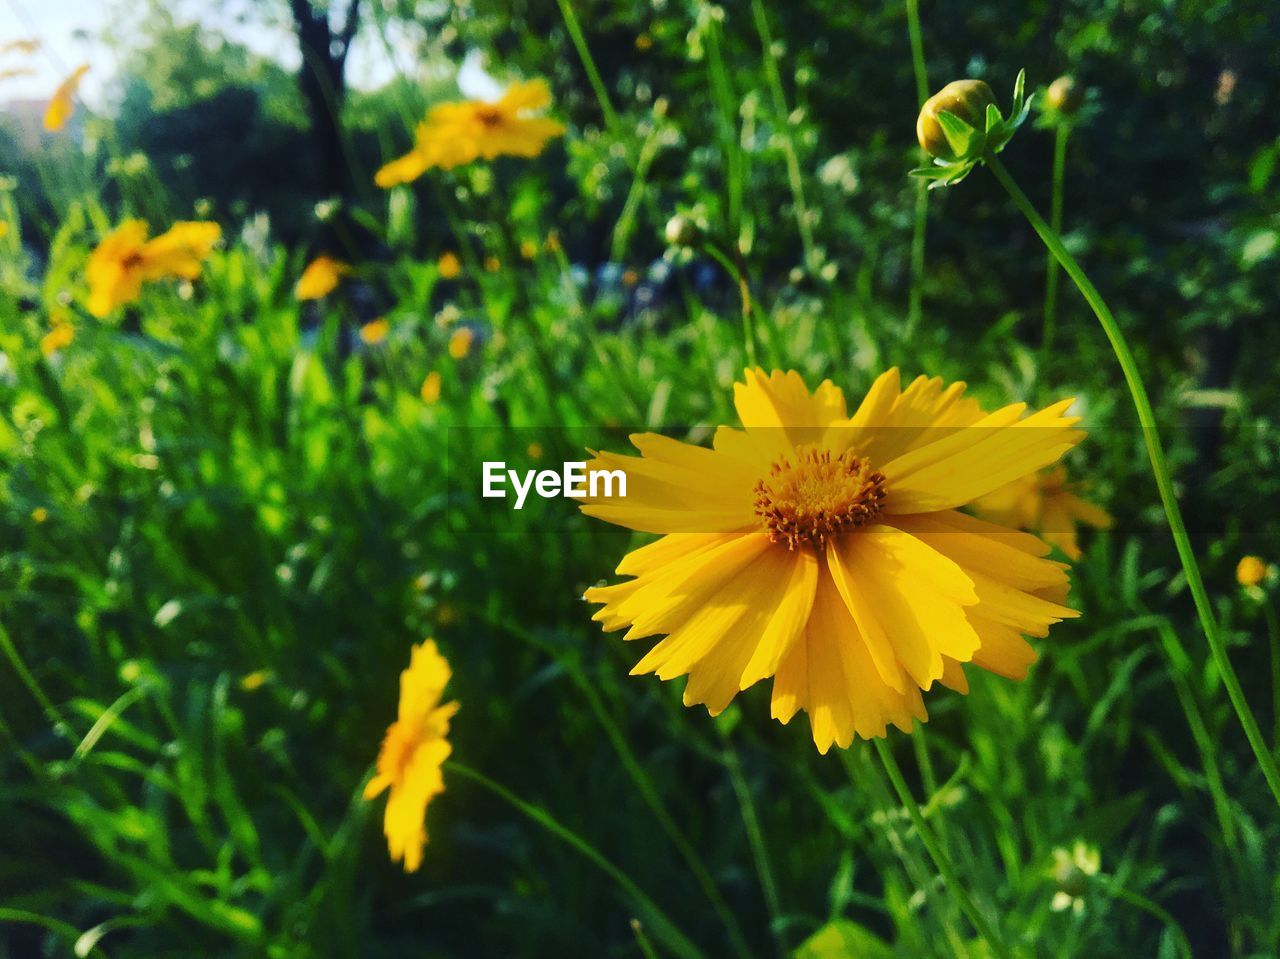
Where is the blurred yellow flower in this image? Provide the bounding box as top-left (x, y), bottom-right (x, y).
top-left (545, 231), bottom-right (561, 254)
top-left (527, 442), bottom-right (543, 460)
top-left (39, 320), bottom-right (75, 356)
top-left (582, 369), bottom-right (1084, 752)
top-left (364, 640), bottom-right (458, 873)
top-left (0, 38), bottom-right (41, 56)
top-left (86, 219), bottom-right (220, 318)
top-left (360, 318), bottom-right (390, 345)
top-left (447, 327), bottom-right (474, 359)
top-left (519, 239), bottom-right (538, 260)
top-left (420, 371), bottom-right (442, 404)
top-left (239, 669), bottom-right (273, 692)
top-left (31, 506), bottom-right (48, 524)
top-left (375, 79), bottom-right (565, 186)
top-left (0, 67), bottom-right (35, 82)
top-left (483, 255), bottom-right (501, 273)
top-left (43, 62), bottom-right (90, 132)
top-left (438, 251), bottom-right (462, 279)
top-left (0, 220), bottom-right (9, 239)
top-left (296, 255), bottom-right (350, 300)
top-left (635, 33), bottom-right (654, 51)
top-left (1237, 555), bottom-right (1269, 588)
top-left (971, 465), bottom-right (1111, 560)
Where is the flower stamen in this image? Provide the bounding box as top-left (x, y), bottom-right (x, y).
top-left (753, 447), bottom-right (886, 551)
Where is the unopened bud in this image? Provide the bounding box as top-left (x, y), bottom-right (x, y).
top-left (664, 215), bottom-right (699, 247)
top-left (1046, 75), bottom-right (1083, 115)
top-left (916, 79), bottom-right (997, 161)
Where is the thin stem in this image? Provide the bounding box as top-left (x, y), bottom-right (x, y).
top-left (873, 740), bottom-right (1011, 959)
top-left (905, 0), bottom-right (929, 335)
top-left (750, 0), bottom-right (818, 273)
top-left (985, 153), bottom-right (1280, 810)
top-left (1097, 878), bottom-right (1194, 959)
top-left (720, 737), bottom-right (785, 958)
top-left (1041, 124), bottom-right (1069, 367)
top-left (1263, 598), bottom-right (1280, 748)
top-left (702, 242), bottom-right (759, 366)
top-left (554, 0), bottom-right (621, 132)
top-left (447, 761), bottom-right (706, 959)
top-left (0, 618), bottom-right (65, 728)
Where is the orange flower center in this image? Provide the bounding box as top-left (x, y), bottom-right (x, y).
top-left (754, 447), bottom-right (886, 550)
top-left (475, 106), bottom-right (505, 129)
top-left (377, 721), bottom-right (422, 783)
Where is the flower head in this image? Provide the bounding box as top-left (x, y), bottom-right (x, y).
top-left (44, 63), bottom-right (90, 132)
top-left (364, 640), bottom-right (458, 873)
top-left (438, 252), bottom-right (462, 279)
top-left (1050, 841), bottom-right (1100, 914)
top-left (912, 71), bottom-right (1031, 188)
top-left (86, 220), bottom-right (220, 318)
top-left (39, 320), bottom-right (75, 356)
top-left (448, 327), bottom-right (474, 360)
top-left (375, 79), bottom-right (564, 187)
top-left (420, 371), bottom-right (442, 404)
top-left (1237, 555), bottom-right (1269, 589)
top-left (360, 318), bottom-right (390, 345)
top-left (296, 255), bottom-right (350, 301)
top-left (971, 466), bottom-right (1110, 560)
top-left (581, 369), bottom-right (1085, 752)
top-left (1045, 75), bottom-right (1084, 115)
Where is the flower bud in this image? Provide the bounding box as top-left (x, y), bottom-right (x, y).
top-left (1046, 75), bottom-right (1083, 115)
top-left (916, 79), bottom-right (997, 161)
top-left (664, 215), bottom-right (699, 247)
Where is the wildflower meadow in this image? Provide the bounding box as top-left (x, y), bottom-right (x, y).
top-left (2, 1), bottom-right (1279, 957)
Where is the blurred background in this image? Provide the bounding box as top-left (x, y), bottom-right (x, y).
top-left (2, 1), bottom-right (1279, 957)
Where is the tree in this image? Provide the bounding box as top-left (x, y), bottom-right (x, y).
top-left (287, 0), bottom-right (363, 204)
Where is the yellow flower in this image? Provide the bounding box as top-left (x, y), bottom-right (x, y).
top-left (360, 318), bottom-right (390, 345)
top-left (239, 669), bottom-right (273, 692)
top-left (483, 255), bottom-right (501, 273)
top-left (447, 327), bottom-right (474, 360)
top-left (0, 39), bottom-right (41, 56)
top-left (86, 220), bottom-right (221, 317)
top-left (420, 371), bottom-right (442, 404)
top-left (0, 220), bottom-right (9, 239)
top-left (1237, 555), bottom-right (1269, 589)
top-left (31, 506), bottom-right (49, 524)
top-left (39, 320), bottom-right (75, 356)
top-left (375, 79), bottom-right (565, 186)
top-left (581, 369), bottom-right (1085, 753)
top-left (296, 255), bottom-right (350, 300)
top-left (438, 251), bottom-right (462, 279)
top-left (519, 239), bottom-right (538, 260)
top-left (364, 640), bottom-right (458, 873)
top-left (43, 62), bottom-right (90, 132)
top-left (970, 465), bottom-right (1111, 560)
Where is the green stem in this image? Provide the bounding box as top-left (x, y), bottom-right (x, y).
top-left (1263, 598), bottom-right (1280, 748)
top-left (750, 0), bottom-right (818, 273)
top-left (720, 738), bottom-right (785, 958)
top-left (702, 242), bottom-right (759, 366)
top-left (873, 740), bottom-right (1011, 959)
top-left (554, 0), bottom-right (621, 132)
top-left (905, 0), bottom-right (929, 334)
top-left (1097, 879), bottom-right (1194, 959)
top-left (985, 153), bottom-right (1280, 810)
top-left (1041, 124), bottom-right (1069, 368)
top-left (447, 761), bottom-right (706, 959)
top-left (0, 617), bottom-right (65, 728)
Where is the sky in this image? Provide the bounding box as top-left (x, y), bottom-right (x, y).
top-left (0, 0), bottom-right (413, 110)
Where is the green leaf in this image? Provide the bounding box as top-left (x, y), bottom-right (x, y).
top-left (794, 919), bottom-right (896, 959)
top-left (936, 110), bottom-right (980, 158)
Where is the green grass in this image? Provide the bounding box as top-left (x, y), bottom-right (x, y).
top-left (3, 3), bottom-right (1280, 957)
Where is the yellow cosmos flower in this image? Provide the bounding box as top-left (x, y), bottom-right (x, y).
top-left (438, 251), bottom-right (462, 279)
top-left (296, 255), bottom-right (350, 300)
top-left (360, 318), bottom-right (390, 345)
top-left (86, 220), bottom-right (220, 318)
top-left (375, 79), bottom-right (565, 187)
top-left (483, 255), bottom-right (501, 273)
top-left (31, 506), bottom-right (49, 524)
top-left (39, 320), bottom-right (75, 356)
top-left (581, 368), bottom-right (1085, 753)
top-left (420, 371), bottom-right (442, 404)
top-left (1237, 555), bottom-right (1269, 589)
top-left (447, 327), bottom-right (474, 360)
top-left (970, 465), bottom-right (1111, 560)
top-left (364, 640), bottom-right (458, 873)
top-left (43, 62), bottom-right (90, 132)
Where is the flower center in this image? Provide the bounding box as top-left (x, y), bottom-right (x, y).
top-left (475, 106), bottom-right (504, 129)
top-left (377, 721), bottom-right (422, 783)
top-left (753, 447), bottom-right (886, 550)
